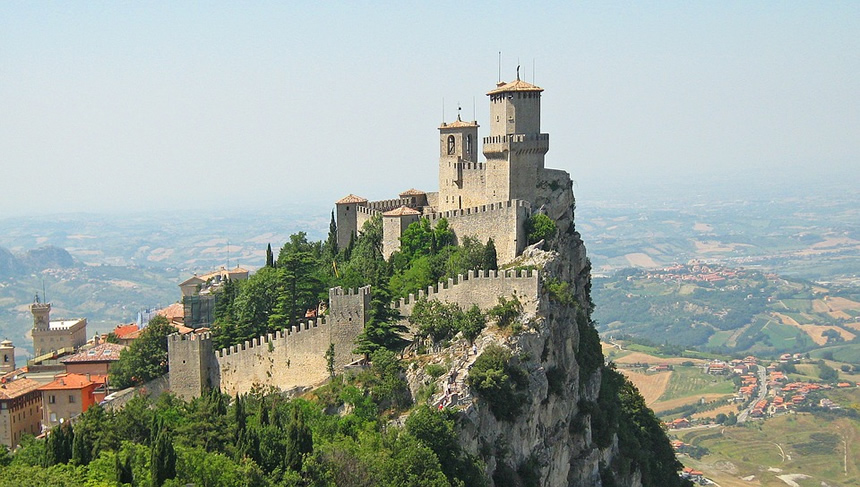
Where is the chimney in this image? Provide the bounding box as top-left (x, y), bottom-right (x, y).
top-left (59, 378), bottom-right (65, 386)
top-left (86, 373), bottom-right (91, 382)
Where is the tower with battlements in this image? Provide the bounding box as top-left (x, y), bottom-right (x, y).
top-left (335, 74), bottom-right (554, 265)
top-left (30, 297), bottom-right (87, 356)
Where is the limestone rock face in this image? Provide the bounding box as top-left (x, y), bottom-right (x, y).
top-left (409, 170), bottom-right (643, 486)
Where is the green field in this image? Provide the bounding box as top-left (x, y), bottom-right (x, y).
top-left (658, 366), bottom-right (735, 402)
top-left (677, 413), bottom-right (859, 487)
top-left (812, 344), bottom-right (860, 364)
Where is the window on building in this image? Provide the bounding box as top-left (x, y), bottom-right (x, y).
top-left (68, 395), bottom-right (75, 404)
top-left (50, 413), bottom-right (57, 423)
top-left (48, 395), bottom-right (56, 404)
top-left (447, 135), bottom-right (455, 155)
top-left (466, 135), bottom-right (473, 156)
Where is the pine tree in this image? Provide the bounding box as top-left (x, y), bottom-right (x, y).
top-left (353, 284), bottom-right (409, 356)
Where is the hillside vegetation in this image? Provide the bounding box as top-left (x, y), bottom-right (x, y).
top-left (594, 264), bottom-right (860, 357)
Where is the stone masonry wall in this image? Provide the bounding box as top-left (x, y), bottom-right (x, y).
top-left (393, 269), bottom-right (540, 323)
top-left (168, 287), bottom-right (370, 399)
top-left (426, 199), bottom-right (530, 264)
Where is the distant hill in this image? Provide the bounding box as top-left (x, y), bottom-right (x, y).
top-left (0, 244), bottom-right (77, 277)
top-left (593, 263), bottom-right (860, 357)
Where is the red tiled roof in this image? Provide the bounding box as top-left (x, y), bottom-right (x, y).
top-left (399, 188), bottom-right (426, 196)
top-left (114, 323), bottom-right (139, 338)
top-left (383, 205), bottom-right (421, 217)
top-left (38, 373), bottom-right (106, 391)
top-left (60, 343), bottom-right (126, 363)
top-left (0, 377), bottom-right (42, 400)
top-left (487, 79), bottom-right (544, 95)
top-left (440, 117), bottom-right (478, 129)
top-left (336, 194), bottom-right (368, 204)
top-left (157, 303), bottom-right (185, 320)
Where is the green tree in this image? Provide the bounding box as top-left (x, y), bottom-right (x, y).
top-left (325, 343), bottom-right (336, 378)
top-left (354, 285), bottom-right (408, 356)
top-left (110, 315), bottom-right (174, 389)
top-left (482, 238), bottom-right (498, 271)
top-left (467, 345), bottom-right (528, 421)
top-left (265, 243), bottom-right (275, 268)
top-left (525, 213), bottom-right (557, 245)
top-left (488, 294), bottom-right (523, 329)
top-left (150, 417), bottom-right (176, 487)
top-left (460, 304), bottom-right (486, 344)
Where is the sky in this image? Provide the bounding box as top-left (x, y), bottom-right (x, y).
top-left (1, 2), bottom-right (858, 217)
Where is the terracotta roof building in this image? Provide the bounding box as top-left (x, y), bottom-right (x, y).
top-left (0, 374), bottom-right (43, 448)
top-left (60, 343), bottom-right (126, 376)
top-left (38, 373), bottom-right (106, 428)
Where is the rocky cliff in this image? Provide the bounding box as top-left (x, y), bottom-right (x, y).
top-left (406, 170), bottom-right (680, 486)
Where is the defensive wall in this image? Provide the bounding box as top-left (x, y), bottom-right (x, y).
top-left (393, 268), bottom-right (540, 324)
top-left (168, 286), bottom-right (369, 400)
top-left (168, 270), bottom-right (542, 399)
top-left (426, 199), bottom-right (530, 264)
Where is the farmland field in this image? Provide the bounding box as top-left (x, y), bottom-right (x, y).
top-left (658, 366), bottom-right (735, 402)
top-left (676, 413), bottom-right (859, 487)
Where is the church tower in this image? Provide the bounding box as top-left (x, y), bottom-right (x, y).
top-left (483, 72), bottom-right (549, 204)
top-left (438, 114), bottom-right (480, 212)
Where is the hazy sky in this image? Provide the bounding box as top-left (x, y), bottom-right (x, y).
top-left (1, 2), bottom-right (858, 217)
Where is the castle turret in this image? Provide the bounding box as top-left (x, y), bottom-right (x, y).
top-left (0, 339), bottom-right (15, 374)
top-left (484, 74), bottom-right (548, 204)
top-left (167, 333), bottom-right (216, 401)
top-left (30, 298), bottom-right (51, 331)
top-left (335, 194), bottom-right (369, 250)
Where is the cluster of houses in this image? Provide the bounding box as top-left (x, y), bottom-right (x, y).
top-left (0, 274), bottom-right (217, 450)
top-left (641, 262), bottom-right (745, 285)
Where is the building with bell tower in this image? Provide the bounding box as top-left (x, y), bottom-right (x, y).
top-left (438, 114), bottom-right (481, 212)
top-left (30, 296), bottom-right (87, 356)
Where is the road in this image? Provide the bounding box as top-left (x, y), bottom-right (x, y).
top-left (737, 364), bottom-right (767, 423)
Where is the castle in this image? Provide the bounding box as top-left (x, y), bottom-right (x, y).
top-left (169, 74), bottom-right (570, 399)
top-left (29, 297), bottom-right (87, 357)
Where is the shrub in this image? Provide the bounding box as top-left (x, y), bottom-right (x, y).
top-left (467, 345), bottom-right (528, 421)
top-left (525, 214), bottom-right (557, 245)
top-left (488, 295), bottom-right (523, 330)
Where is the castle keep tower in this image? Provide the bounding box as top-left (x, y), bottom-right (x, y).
top-left (483, 75), bottom-right (548, 203)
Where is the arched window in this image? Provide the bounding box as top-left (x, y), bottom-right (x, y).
top-left (447, 135), bottom-right (455, 155)
top-left (466, 134), bottom-right (473, 156)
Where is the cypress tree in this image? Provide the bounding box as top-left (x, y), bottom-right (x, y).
top-left (482, 238), bottom-right (498, 271)
top-left (150, 417), bottom-right (176, 487)
top-left (266, 243), bottom-right (274, 268)
top-left (71, 425), bottom-right (91, 466)
top-left (326, 210), bottom-right (338, 256)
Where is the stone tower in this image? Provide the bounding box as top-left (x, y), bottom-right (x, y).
top-left (483, 74), bottom-right (548, 204)
top-left (438, 115), bottom-right (480, 212)
top-left (167, 333), bottom-right (216, 401)
top-left (0, 339), bottom-right (14, 374)
top-left (335, 194), bottom-right (368, 250)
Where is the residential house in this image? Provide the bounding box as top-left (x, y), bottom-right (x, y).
top-left (38, 373), bottom-right (106, 428)
top-left (0, 372), bottom-right (43, 448)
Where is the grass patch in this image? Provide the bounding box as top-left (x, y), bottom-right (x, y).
top-left (657, 366), bottom-right (734, 402)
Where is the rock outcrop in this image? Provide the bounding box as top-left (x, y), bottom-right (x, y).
top-left (406, 171), bottom-right (650, 486)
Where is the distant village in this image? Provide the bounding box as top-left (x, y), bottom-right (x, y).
top-left (0, 264), bottom-right (247, 449)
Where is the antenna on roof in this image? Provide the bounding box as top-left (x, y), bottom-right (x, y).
top-left (42, 279), bottom-right (47, 304)
top-left (517, 57), bottom-right (520, 80)
top-left (441, 98), bottom-right (445, 123)
top-left (533, 58), bottom-right (536, 83)
top-left (473, 97), bottom-right (476, 122)
top-left (457, 103), bottom-right (461, 121)
top-left (498, 52), bottom-right (502, 82)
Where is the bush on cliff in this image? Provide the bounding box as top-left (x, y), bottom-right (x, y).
top-left (467, 344), bottom-right (528, 421)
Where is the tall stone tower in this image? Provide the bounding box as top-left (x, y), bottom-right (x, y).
top-left (438, 115), bottom-right (480, 212)
top-left (483, 74), bottom-right (548, 204)
top-left (0, 339), bottom-right (15, 374)
top-left (167, 333), bottom-right (216, 401)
